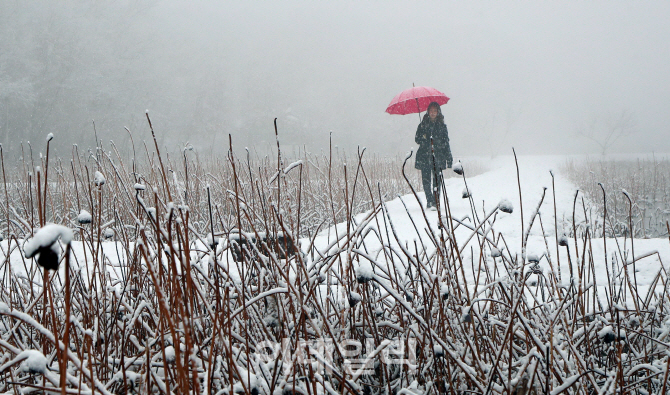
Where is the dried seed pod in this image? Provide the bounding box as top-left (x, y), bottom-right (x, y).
top-left (527, 253), bottom-right (541, 264)
top-left (356, 262), bottom-right (374, 284)
top-left (24, 224), bottom-right (73, 271)
top-left (440, 283), bottom-right (450, 300)
top-left (349, 292), bottom-right (362, 307)
top-left (77, 210), bottom-right (92, 224)
top-left (598, 326), bottom-right (616, 343)
top-left (206, 233), bottom-right (218, 249)
top-left (603, 332), bottom-right (616, 343)
top-left (498, 199), bottom-right (514, 214)
top-left (94, 170), bottom-right (106, 186)
top-left (104, 228), bottom-right (114, 239)
top-left (461, 306), bottom-right (472, 323)
top-left (453, 162), bottom-right (463, 175)
top-left (36, 246), bottom-right (60, 271)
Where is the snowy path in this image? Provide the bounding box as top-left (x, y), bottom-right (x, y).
top-left (312, 154), bottom-right (670, 306)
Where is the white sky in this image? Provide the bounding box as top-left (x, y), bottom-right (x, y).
top-left (5, 1), bottom-right (669, 156)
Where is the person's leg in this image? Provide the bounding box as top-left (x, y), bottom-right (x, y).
top-left (421, 169), bottom-right (434, 207)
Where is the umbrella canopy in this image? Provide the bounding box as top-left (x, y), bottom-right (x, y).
top-left (385, 86), bottom-right (450, 115)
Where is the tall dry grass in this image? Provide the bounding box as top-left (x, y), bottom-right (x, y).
top-left (0, 125), bottom-right (669, 394)
top-left (564, 156), bottom-right (670, 238)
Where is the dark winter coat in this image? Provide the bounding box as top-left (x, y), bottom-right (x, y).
top-left (414, 115), bottom-right (452, 171)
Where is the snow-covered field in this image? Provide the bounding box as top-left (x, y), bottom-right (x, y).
top-left (1, 149), bottom-right (669, 394)
top-left (315, 154), bottom-right (669, 304)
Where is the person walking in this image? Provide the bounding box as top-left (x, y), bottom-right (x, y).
top-left (414, 101), bottom-right (452, 210)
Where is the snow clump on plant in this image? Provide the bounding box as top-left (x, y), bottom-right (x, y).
top-left (453, 162), bottom-right (463, 175)
top-left (94, 170), bottom-right (106, 186)
top-left (77, 210), bottom-right (92, 224)
top-left (498, 199), bottom-right (514, 214)
top-left (356, 260), bottom-right (374, 283)
top-left (23, 224), bottom-right (73, 270)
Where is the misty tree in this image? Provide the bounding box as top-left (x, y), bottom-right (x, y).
top-left (2, 2), bottom-right (459, 157)
top-left (0, 1), bottom-right (200, 155)
top-left (577, 110), bottom-right (637, 155)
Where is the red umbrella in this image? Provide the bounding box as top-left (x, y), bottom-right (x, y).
top-left (385, 86), bottom-right (450, 115)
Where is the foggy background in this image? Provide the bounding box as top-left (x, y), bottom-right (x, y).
top-left (1, 1), bottom-right (669, 158)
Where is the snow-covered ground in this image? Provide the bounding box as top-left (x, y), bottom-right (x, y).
top-left (313, 154), bottom-right (670, 307)
top-left (2, 154), bottom-right (669, 394)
